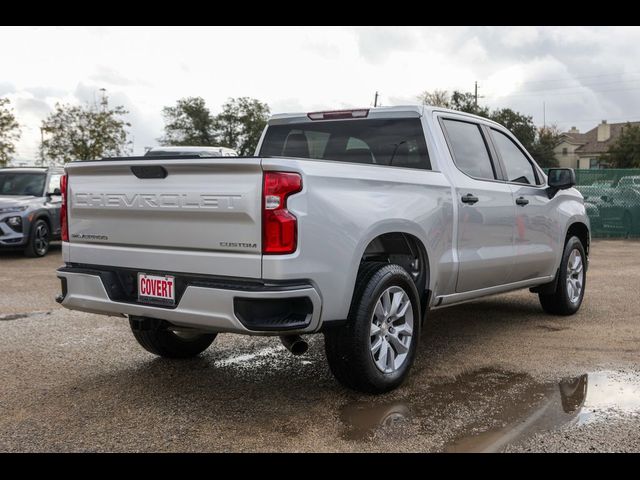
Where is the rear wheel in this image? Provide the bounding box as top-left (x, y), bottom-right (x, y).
top-left (129, 316), bottom-right (216, 358)
top-left (24, 219), bottom-right (50, 257)
top-left (538, 236), bottom-right (586, 315)
top-left (324, 262), bottom-right (421, 394)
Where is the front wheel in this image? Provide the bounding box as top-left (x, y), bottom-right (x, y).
top-left (538, 236), bottom-right (586, 315)
top-left (24, 219), bottom-right (50, 257)
top-left (324, 263), bottom-right (421, 394)
top-left (129, 316), bottom-right (216, 358)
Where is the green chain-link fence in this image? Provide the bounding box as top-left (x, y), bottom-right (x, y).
top-left (568, 169), bottom-right (640, 238)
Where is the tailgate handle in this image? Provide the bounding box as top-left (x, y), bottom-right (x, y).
top-left (131, 165), bottom-right (168, 179)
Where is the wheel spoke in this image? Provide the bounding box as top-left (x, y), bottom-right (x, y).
top-left (371, 337), bottom-right (383, 354)
top-left (389, 291), bottom-right (403, 318)
top-left (386, 343), bottom-right (396, 370)
top-left (377, 340), bottom-right (388, 366)
top-left (395, 299), bottom-right (410, 320)
top-left (381, 290), bottom-right (391, 316)
top-left (388, 333), bottom-right (409, 354)
top-left (394, 323), bottom-right (413, 337)
top-left (370, 322), bottom-right (381, 336)
top-left (568, 250), bottom-right (576, 269)
top-left (572, 252), bottom-right (581, 271)
top-left (373, 300), bottom-right (385, 322)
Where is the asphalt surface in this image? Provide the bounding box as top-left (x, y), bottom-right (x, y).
top-left (1, 240), bottom-right (639, 452)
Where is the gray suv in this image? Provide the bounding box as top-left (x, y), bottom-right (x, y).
top-left (0, 167), bottom-right (64, 257)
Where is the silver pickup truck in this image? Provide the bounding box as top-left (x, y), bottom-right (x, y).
top-left (56, 105), bottom-right (589, 393)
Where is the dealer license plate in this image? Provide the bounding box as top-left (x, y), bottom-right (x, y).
top-left (138, 273), bottom-right (176, 306)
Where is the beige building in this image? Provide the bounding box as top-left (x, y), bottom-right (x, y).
top-left (554, 120), bottom-right (640, 169)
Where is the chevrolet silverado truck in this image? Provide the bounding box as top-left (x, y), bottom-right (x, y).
top-left (55, 106), bottom-right (589, 393)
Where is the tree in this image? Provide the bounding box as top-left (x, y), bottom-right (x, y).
top-left (450, 90), bottom-right (490, 117)
top-left (159, 96), bottom-right (217, 146)
top-left (529, 125), bottom-right (560, 168)
top-left (489, 108), bottom-right (537, 151)
top-left (0, 97), bottom-right (21, 167)
top-left (418, 89), bottom-right (450, 108)
top-left (214, 97), bottom-right (270, 156)
top-left (605, 123), bottom-right (640, 168)
top-left (40, 93), bottom-right (131, 164)
top-left (416, 86), bottom-right (561, 167)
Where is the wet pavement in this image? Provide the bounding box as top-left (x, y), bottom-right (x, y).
top-left (1, 239), bottom-right (639, 452)
top-left (338, 368), bottom-right (640, 451)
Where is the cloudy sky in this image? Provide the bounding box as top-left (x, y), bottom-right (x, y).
top-left (3, 26), bottom-right (640, 161)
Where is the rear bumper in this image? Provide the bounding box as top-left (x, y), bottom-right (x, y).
top-left (56, 266), bottom-right (322, 335)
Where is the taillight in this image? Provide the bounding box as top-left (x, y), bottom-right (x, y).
top-left (60, 173), bottom-right (69, 242)
top-left (307, 109), bottom-right (369, 120)
top-left (262, 172), bottom-right (302, 254)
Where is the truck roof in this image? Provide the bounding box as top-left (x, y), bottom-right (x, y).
top-left (146, 146), bottom-right (238, 156)
top-left (268, 104), bottom-right (503, 127)
top-left (0, 166), bottom-right (63, 173)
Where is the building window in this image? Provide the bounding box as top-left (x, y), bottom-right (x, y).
top-left (589, 158), bottom-right (609, 169)
top-left (562, 147), bottom-right (568, 156)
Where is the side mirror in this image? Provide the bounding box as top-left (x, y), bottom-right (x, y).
top-left (47, 188), bottom-right (61, 197)
top-left (547, 168), bottom-right (576, 198)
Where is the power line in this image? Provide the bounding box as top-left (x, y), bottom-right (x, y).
top-left (497, 77), bottom-right (640, 95)
top-left (515, 70), bottom-right (640, 87)
top-left (487, 84), bottom-right (640, 99)
top-left (503, 77), bottom-right (640, 95)
top-left (553, 116), bottom-right (640, 125)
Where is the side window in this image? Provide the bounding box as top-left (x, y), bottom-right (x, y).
top-left (48, 174), bottom-right (62, 195)
top-left (491, 129), bottom-right (539, 185)
top-left (442, 119), bottom-right (496, 180)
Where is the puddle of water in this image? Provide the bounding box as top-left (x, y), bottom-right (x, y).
top-left (575, 371), bottom-right (640, 424)
top-left (340, 401), bottom-right (411, 441)
top-left (339, 369), bottom-right (640, 451)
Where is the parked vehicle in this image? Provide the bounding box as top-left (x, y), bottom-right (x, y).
top-left (584, 200), bottom-right (603, 232)
top-left (145, 146), bottom-right (238, 157)
top-left (577, 186), bottom-right (611, 233)
top-left (0, 167), bottom-right (64, 257)
top-left (55, 106), bottom-right (590, 393)
top-left (616, 176), bottom-right (640, 188)
top-left (589, 176), bottom-right (640, 236)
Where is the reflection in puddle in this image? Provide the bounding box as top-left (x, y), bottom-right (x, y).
top-left (339, 369), bottom-right (640, 450)
top-left (340, 401), bottom-right (410, 440)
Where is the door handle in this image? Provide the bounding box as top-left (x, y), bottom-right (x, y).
top-left (461, 193), bottom-right (479, 205)
top-left (516, 196), bottom-right (529, 206)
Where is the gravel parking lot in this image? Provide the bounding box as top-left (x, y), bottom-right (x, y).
top-left (1, 240), bottom-right (639, 452)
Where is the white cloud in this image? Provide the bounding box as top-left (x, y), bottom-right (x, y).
top-left (2, 26), bottom-right (640, 160)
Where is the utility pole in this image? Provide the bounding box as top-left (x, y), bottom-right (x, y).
top-left (374, 91), bottom-right (379, 107)
top-left (474, 82), bottom-right (484, 109)
top-left (99, 88), bottom-right (107, 111)
top-left (543, 101), bottom-right (546, 130)
top-left (39, 127), bottom-right (45, 167)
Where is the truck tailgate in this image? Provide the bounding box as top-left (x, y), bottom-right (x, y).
top-left (65, 158), bottom-right (263, 278)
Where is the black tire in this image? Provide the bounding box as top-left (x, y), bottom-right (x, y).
top-left (24, 219), bottom-right (50, 257)
top-left (539, 236), bottom-right (586, 315)
top-left (324, 262), bottom-right (421, 394)
top-left (129, 316), bottom-right (216, 358)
